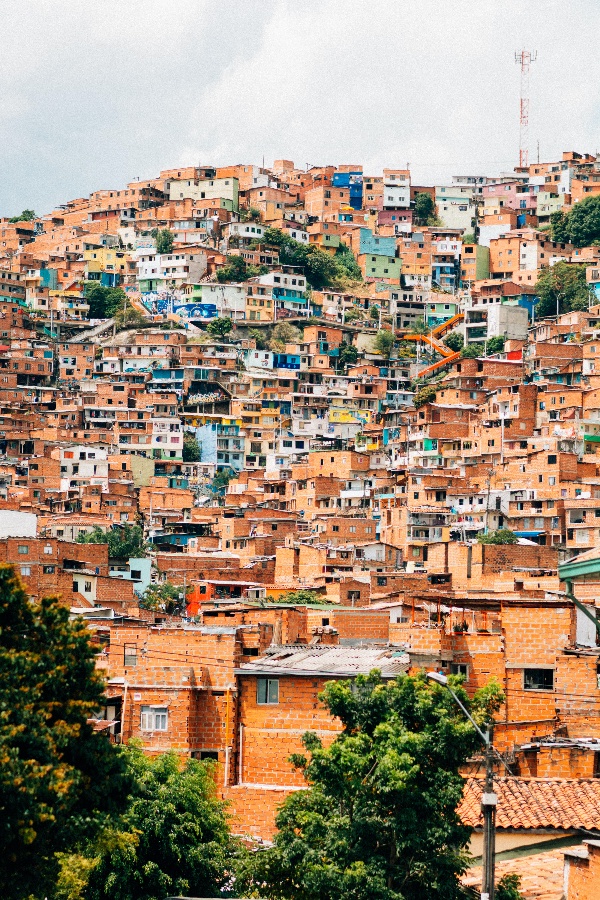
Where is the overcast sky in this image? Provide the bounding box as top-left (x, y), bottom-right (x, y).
top-left (1, 0), bottom-right (599, 216)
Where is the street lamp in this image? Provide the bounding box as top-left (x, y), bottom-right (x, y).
top-left (427, 671), bottom-right (497, 900)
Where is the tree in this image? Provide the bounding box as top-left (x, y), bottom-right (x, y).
top-left (303, 246), bottom-right (340, 290)
top-left (216, 254), bottom-right (250, 283)
top-left (337, 342), bottom-right (359, 371)
top-left (210, 468), bottom-right (233, 495)
top-left (82, 748), bottom-right (237, 899)
top-left (460, 342), bottom-right (485, 358)
top-left (534, 262), bottom-right (589, 318)
top-left (0, 565), bottom-right (130, 899)
top-left (114, 305), bottom-right (146, 332)
top-left (408, 316), bottom-right (428, 335)
top-left (206, 317), bottom-right (233, 340)
top-left (183, 431), bottom-right (201, 462)
top-left (478, 528), bottom-right (518, 545)
top-left (249, 327), bottom-right (269, 350)
top-left (549, 210), bottom-right (569, 243)
top-left (413, 384), bottom-right (438, 408)
top-left (240, 671), bottom-right (503, 900)
top-left (84, 283), bottom-right (128, 319)
top-left (140, 581), bottom-right (190, 614)
top-left (76, 525), bottom-right (147, 560)
top-left (486, 335), bottom-right (505, 354)
top-left (551, 195), bottom-right (600, 247)
top-left (155, 228), bottom-right (174, 254)
top-left (271, 321), bottom-right (301, 345)
top-left (335, 243), bottom-right (363, 282)
top-left (496, 874), bottom-right (525, 900)
top-left (414, 192), bottom-right (436, 225)
top-left (344, 306), bottom-right (362, 323)
top-left (444, 332), bottom-right (464, 352)
top-left (462, 232), bottom-right (476, 244)
top-left (277, 590), bottom-right (325, 606)
top-left (8, 209), bottom-right (36, 223)
top-left (258, 227), bottom-right (361, 290)
top-left (374, 329), bottom-right (395, 358)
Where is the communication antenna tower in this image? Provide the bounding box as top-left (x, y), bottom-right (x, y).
top-left (515, 49), bottom-right (537, 168)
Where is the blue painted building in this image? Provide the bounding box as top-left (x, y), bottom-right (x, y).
top-left (358, 228), bottom-right (397, 257)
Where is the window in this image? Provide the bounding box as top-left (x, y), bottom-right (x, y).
top-left (20, 566), bottom-right (31, 576)
top-left (548, 454), bottom-right (557, 465)
top-left (17, 545), bottom-right (29, 554)
top-left (451, 663), bottom-right (468, 677)
top-left (124, 644), bottom-right (137, 666)
top-left (43, 565), bottom-right (55, 574)
top-left (523, 668), bottom-right (554, 691)
top-left (257, 678), bottom-right (279, 704)
top-left (140, 706), bottom-right (168, 731)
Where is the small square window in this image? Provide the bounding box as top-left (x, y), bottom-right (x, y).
top-left (257, 677), bottom-right (279, 704)
top-left (124, 644), bottom-right (137, 666)
top-left (523, 668), bottom-right (554, 691)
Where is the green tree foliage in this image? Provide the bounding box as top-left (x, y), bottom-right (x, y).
top-left (496, 873), bottom-right (525, 900)
top-left (550, 195), bottom-right (600, 247)
top-left (216, 254), bottom-right (252, 283)
top-left (211, 468), bottom-right (233, 495)
top-left (534, 261), bottom-right (590, 318)
top-left (240, 671), bottom-right (503, 900)
top-left (462, 232), bottom-right (476, 244)
top-left (85, 283), bottom-right (128, 319)
top-left (249, 327), bottom-right (269, 350)
top-left (335, 243), bottom-right (363, 282)
top-left (277, 590), bottom-right (325, 606)
top-left (414, 192), bottom-right (438, 225)
top-left (182, 431), bottom-right (201, 462)
top-left (408, 316), bottom-right (428, 334)
top-left (374, 329), bottom-right (395, 358)
top-left (155, 228), bottom-right (174, 254)
top-left (76, 525), bottom-right (147, 560)
top-left (478, 528), bottom-right (518, 545)
top-left (8, 209), bottom-right (36, 223)
top-left (444, 332), bottom-right (464, 352)
top-left (460, 342), bottom-right (485, 358)
top-left (140, 581), bottom-right (190, 614)
top-left (271, 321), bottom-right (301, 344)
top-left (337, 342), bottom-right (359, 371)
top-left (206, 317), bottom-right (233, 340)
top-left (486, 335), bottom-right (505, 353)
top-left (114, 305), bottom-right (146, 332)
top-left (344, 306), bottom-right (362, 323)
top-left (0, 565), bottom-right (130, 899)
top-left (413, 384), bottom-right (438, 408)
top-left (81, 748), bottom-right (237, 900)
top-left (260, 227), bottom-right (361, 289)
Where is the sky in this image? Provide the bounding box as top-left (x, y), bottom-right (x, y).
top-left (1, 0), bottom-right (599, 216)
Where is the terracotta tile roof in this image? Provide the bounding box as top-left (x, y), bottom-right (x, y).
top-left (459, 777), bottom-right (600, 832)
top-left (463, 848), bottom-right (566, 900)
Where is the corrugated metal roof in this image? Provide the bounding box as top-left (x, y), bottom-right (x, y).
top-left (236, 646), bottom-right (409, 677)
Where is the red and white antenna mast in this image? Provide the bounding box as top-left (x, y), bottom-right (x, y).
top-left (515, 49), bottom-right (537, 168)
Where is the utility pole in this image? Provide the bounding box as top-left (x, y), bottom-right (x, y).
top-left (427, 672), bottom-right (498, 900)
top-left (515, 50), bottom-right (537, 168)
top-left (481, 728), bottom-right (497, 900)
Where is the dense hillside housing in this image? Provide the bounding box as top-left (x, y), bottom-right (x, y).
top-left (4, 152), bottom-right (600, 892)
